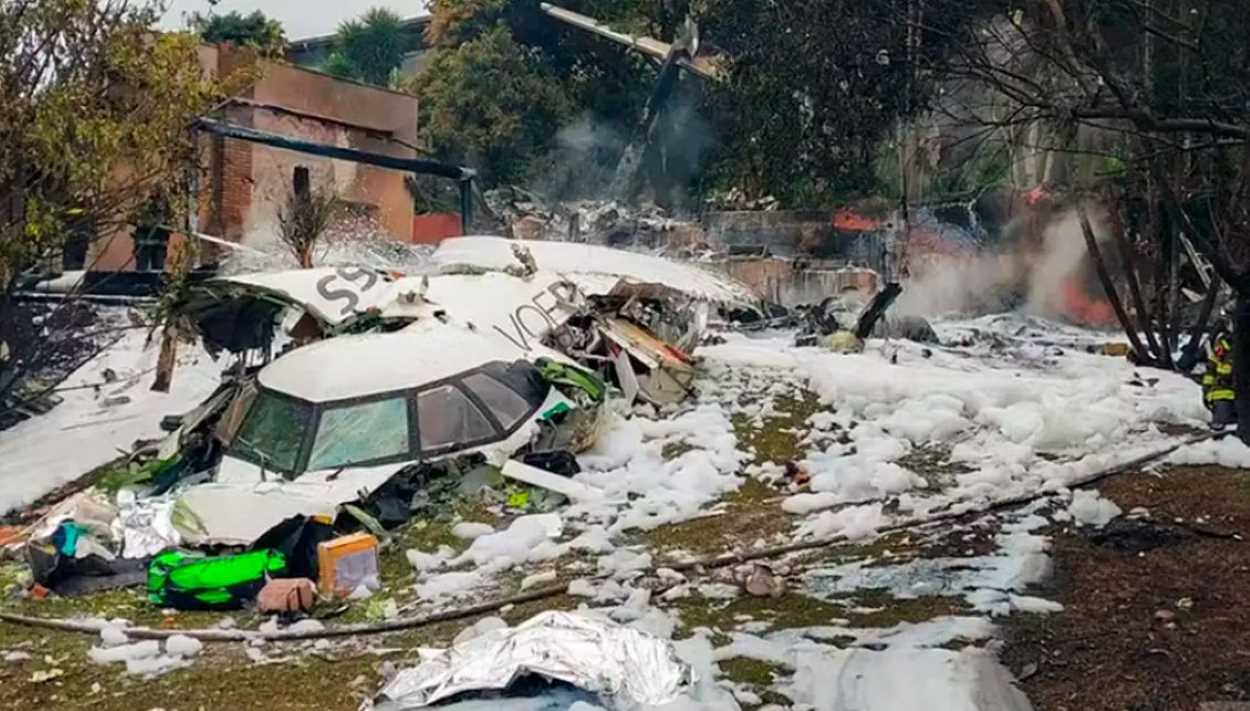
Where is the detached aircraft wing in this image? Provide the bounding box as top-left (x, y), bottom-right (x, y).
top-left (539, 3), bottom-right (727, 82)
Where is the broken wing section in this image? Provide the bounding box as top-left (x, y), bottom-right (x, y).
top-left (433, 236), bottom-right (759, 307)
top-left (182, 267), bottom-right (411, 355)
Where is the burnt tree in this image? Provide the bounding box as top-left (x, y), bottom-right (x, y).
top-left (915, 0), bottom-right (1250, 438)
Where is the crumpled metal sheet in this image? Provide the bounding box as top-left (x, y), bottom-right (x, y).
top-left (368, 611), bottom-right (694, 709)
top-left (110, 498), bottom-right (181, 559)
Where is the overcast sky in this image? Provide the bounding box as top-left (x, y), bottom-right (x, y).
top-left (160, 1), bottom-right (427, 39)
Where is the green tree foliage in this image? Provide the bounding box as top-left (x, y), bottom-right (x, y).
top-left (418, 0), bottom-right (994, 204)
top-left (323, 8), bottom-right (408, 86)
top-left (190, 10), bottom-right (287, 56)
top-left (426, 0), bottom-right (510, 47)
top-left (697, 0), bottom-right (976, 204)
top-left (0, 0), bottom-right (233, 405)
top-left (418, 1), bottom-right (665, 189)
top-left (413, 26), bottom-right (574, 184)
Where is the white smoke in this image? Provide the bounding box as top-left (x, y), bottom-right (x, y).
top-left (893, 207), bottom-right (1113, 322)
top-left (894, 251), bottom-right (1023, 317)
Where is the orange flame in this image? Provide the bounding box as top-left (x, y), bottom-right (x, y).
top-left (1060, 277), bottom-right (1116, 326)
top-left (832, 210), bottom-right (882, 232)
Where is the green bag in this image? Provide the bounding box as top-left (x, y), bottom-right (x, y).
top-left (536, 358), bottom-right (607, 404)
top-left (147, 549), bottom-right (288, 610)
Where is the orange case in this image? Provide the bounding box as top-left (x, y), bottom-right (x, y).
top-left (316, 532), bottom-right (380, 598)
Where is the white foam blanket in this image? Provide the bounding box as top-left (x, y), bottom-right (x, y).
top-left (368, 612), bottom-right (694, 709)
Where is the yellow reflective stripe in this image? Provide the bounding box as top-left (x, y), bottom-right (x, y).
top-left (1217, 364), bottom-right (1234, 375)
top-left (1207, 390), bottom-right (1236, 402)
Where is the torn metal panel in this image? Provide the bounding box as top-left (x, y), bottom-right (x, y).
top-left (370, 611), bottom-right (694, 709)
top-left (500, 460), bottom-right (604, 503)
top-left (599, 318), bottom-right (696, 405)
top-left (175, 461), bottom-right (405, 546)
top-left (600, 318), bottom-right (694, 368)
top-left (189, 267), bottom-right (601, 361)
top-left (610, 345), bottom-right (641, 405)
top-left (182, 267), bottom-right (410, 355)
top-left (433, 237), bottom-right (758, 307)
top-left (198, 267), bottom-right (405, 330)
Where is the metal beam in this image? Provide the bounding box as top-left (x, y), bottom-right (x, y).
top-left (194, 118), bottom-right (475, 182)
top-left (195, 117), bottom-right (476, 234)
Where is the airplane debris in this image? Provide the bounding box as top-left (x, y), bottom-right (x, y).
top-left (368, 611), bottom-right (694, 709)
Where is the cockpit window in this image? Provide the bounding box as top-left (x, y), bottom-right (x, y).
top-left (307, 397), bottom-right (410, 471)
top-left (417, 385), bottom-right (497, 452)
top-left (227, 360), bottom-right (554, 476)
top-left (231, 391), bottom-right (312, 474)
top-left (462, 372), bottom-right (536, 432)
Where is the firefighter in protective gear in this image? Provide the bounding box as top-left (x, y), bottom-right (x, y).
top-left (1202, 324), bottom-right (1237, 430)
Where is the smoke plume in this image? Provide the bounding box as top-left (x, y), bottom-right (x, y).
top-left (894, 207), bottom-right (1117, 325)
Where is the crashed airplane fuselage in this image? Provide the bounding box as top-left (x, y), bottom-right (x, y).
top-left (181, 319), bottom-right (598, 545)
top-left (188, 237), bottom-right (756, 403)
top-left (167, 237), bottom-right (757, 544)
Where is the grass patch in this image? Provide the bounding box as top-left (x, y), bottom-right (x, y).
top-left (754, 690), bottom-right (795, 709)
top-left (732, 390), bottom-right (825, 466)
top-left (642, 498), bottom-right (794, 559)
top-left (1232, 469), bottom-right (1250, 499)
top-left (0, 588), bottom-right (581, 711)
top-left (838, 588), bottom-right (968, 626)
top-left (378, 499), bottom-right (501, 586)
top-left (787, 530), bottom-right (919, 570)
top-left (718, 656), bottom-right (790, 686)
top-left (672, 592), bottom-right (847, 635)
top-left (5, 584), bottom-right (234, 631)
top-left (724, 478), bottom-right (780, 507)
top-left (896, 444), bottom-right (973, 486)
top-left (662, 440), bottom-right (698, 460)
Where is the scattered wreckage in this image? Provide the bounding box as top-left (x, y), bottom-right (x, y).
top-left (8, 237), bottom-right (760, 608)
top-left (6, 233), bottom-right (939, 622)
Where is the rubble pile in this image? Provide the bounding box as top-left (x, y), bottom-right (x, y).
top-left (702, 186), bottom-right (782, 212)
top-left (482, 187), bottom-right (707, 250)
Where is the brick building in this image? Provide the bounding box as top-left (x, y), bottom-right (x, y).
top-left (91, 45), bottom-right (424, 271)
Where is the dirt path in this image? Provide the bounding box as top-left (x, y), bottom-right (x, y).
top-left (1001, 466), bottom-right (1250, 711)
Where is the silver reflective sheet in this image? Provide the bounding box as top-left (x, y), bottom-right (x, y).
top-left (370, 611), bottom-right (693, 709)
top-left (111, 499), bottom-right (181, 559)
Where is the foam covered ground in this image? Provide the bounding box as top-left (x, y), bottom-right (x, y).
top-left (3, 311), bottom-right (1224, 710)
top-left (0, 316), bottom-right (221, 516)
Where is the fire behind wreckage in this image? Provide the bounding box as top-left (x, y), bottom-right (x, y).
top-left (21, 237), bottom-right (762, 584)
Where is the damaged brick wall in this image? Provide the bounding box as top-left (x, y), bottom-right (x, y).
top-left (88, 45), bottom-right (421, 271)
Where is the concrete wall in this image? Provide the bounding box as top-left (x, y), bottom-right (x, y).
top-left (702, 210), bottom-right (835, 257)
top-left (710, 258), bottom-right (878, 307)
top-left (701, 210), bottom-right (887, 273)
